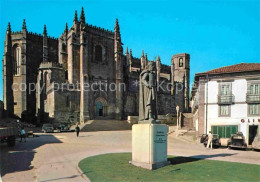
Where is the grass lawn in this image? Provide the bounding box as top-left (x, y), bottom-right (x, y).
top-left (79, 153), bottom-right (260, 182)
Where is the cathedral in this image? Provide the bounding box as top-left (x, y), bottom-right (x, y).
top-left (2, 7), bottom-right (190, 124)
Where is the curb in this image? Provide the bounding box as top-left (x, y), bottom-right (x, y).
top-left (76, 166), bottom-right (91, 182)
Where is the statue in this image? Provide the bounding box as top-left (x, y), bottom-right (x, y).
top-left (176, 105), bottom-right (182, 130)
top-left (139, 62), bottom-right (160, 124)
top-left (131, 62), bottom-right (169, 170)
top-left (176, 105), bottom-right (180, 130)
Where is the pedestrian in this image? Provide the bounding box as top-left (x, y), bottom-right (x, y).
top-left (207, 131), bottom-right (213, 149)
top-left (20, 127), bottom-right (26, 142)
top-left (76, 124), bottom-right (80, 137)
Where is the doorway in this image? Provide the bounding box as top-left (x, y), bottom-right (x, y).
top-left (96, 101), bottom-right (103, 117)
top-left (249, 125), bottom-right (258, 145)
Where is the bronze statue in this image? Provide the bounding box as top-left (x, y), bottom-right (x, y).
top-left (139, 62), bottom-right (160, 124)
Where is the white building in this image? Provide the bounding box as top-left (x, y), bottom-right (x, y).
top-left (191, 63), bottom-right (260, 146)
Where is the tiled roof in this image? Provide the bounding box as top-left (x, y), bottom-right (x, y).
top-left (197, 63), bottom-right (260, 75)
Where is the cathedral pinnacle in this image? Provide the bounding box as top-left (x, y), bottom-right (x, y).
top-left (43, 25), bottom-right (47, 35)
top-left (125, 47), bottom-right (129, 55)
top-left (80, 7), bottom-right (85, 23)
top-left (114, 18), bottom-right (120, 33)
top-left (74, 10), bottom-right (78, 22)
top-left (145, 53), bottom-right (148, 60)
top-left (141, 50), bottom-right (144, 57)
top-left (130, 49), bottom-right (132, 57)
top-left (7, 22), bottom-right (11, 32)
top-left (114, 18), bottom-right (121, 43)
top-left (65, 22), bottom-right (68, 33)
top-left (157, 56), bottom-right (161, 62)
top-left (22, 19), bottom-right (27, 30)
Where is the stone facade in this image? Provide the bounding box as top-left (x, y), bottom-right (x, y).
top-left (2, 7), bottom-right (190, 125)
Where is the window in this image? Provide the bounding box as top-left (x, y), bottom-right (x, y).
top-left (249, 84), bottom-right (260, 95)
top-left (220, 84), bottom-right (231, 95)
top-left (218, 82), bottom-right (234, 104)
top-left (62, 43), bottom-right (66, 51)
top-left (44, 72), bottom-right (48, 94)
top-left (179, 58), bottom-right (183, 67)
top-left (212, 125), bottom-right (238, 138)
top-left (220, 105), bottom-right (230, 116)
top-left (13, 46), bottom-right (21, 75)
top-left (249, 104), bottom-right (259, 115)
top-left (95, 45), bottom-right (102, 62)
top-left (16, 47), bottom-right (21, 74)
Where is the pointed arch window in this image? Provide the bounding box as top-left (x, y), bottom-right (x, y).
top-left (13, 46), bottom-right (21, 75)
top-left (62, 43), bottom-right (66, 51)
top-left (43, 72), bottom-right (49, 99)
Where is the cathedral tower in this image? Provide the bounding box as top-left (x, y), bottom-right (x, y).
top-left (171, 53), bottom-right (190, 112)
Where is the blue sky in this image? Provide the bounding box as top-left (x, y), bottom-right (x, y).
top-left (0, 0), bottom-right (260, 100)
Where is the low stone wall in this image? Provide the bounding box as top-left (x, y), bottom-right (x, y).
top-left (160, 114), bottom-right (177, 125)
top-left (128, 114), bottom-right (177, 125)
top-left (127, 116), bottom-right (139, 124)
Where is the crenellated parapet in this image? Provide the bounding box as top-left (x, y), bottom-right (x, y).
top-left (12, 31), bottom-right (23, 35)
top-left (47, 36), bottom-right (58, 41)
top-left (26, 31), bottom-right (58, 40)
top-left (27, 31), bottom-right (43, 38)
top-left (85, 23), bottom-right (114, 35)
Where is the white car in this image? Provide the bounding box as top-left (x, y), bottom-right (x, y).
top-left (42, 124), bottom-right (54, 133)
top-left (57, 124), bottom-right (71, 132)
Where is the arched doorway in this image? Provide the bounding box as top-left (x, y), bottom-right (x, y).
top-left (94, 97), bottom-right (108, 118)
top-left (96, 101), bottom-right (103, 116)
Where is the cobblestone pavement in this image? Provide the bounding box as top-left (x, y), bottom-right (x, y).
top-left (1, 131), bottom-right (259, 182)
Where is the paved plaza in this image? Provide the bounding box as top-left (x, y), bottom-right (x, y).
top-left (1, 131), bottom-right (259, 182)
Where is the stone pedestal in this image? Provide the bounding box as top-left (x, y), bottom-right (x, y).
top-left (130, 123), bottom-right (170, 170)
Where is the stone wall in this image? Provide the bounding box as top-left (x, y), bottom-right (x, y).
top-left (46, 83), bottom-right (80, 124)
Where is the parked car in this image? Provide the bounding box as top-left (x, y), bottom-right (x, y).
top-left (252, 135), bottom-right (260, 150)
top-left (200, 134), bottom-right (208, 143)
top-left (228, 132), bottom-right (247, 149)
top-left (0, 127), bottom-right (17, 147)
top-left (57, 124), bottom-right (71, 132)
top-left (0, 120), bottom-right (19, 147)
top-left (203, 134), bottom-right (220, 148)
top-left (42, 124), bottom-right (54, 133)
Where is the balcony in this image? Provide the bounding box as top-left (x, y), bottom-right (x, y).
top-left (246, 93), bottom-right (260, 103)
top-left (218, 94), bottom-right (235, 104)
